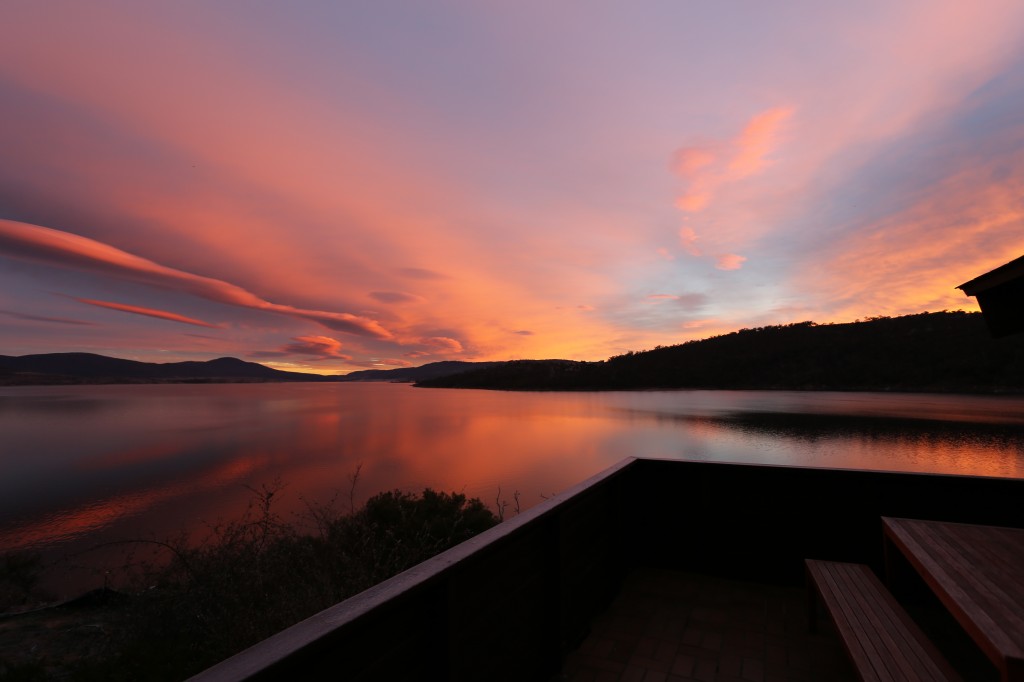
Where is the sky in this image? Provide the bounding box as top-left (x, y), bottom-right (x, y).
top-left (2, 1), bottom-right (1024, 374)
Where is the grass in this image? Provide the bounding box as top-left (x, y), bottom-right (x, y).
top-left (0, 483), bottom-right (498, 681)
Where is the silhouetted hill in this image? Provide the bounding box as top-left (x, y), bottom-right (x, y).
top-left (337, 361), bottom-right (500, 383)
top-left (419, 312), bottom-right (1024, 393)
top-left (0, 353), bottom-right (330, 384)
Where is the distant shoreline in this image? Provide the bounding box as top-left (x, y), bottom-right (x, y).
top-left (0, 374), bottom-right (328, 386)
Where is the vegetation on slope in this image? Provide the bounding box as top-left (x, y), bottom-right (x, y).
top-left (419, 312), bottom-right (1024, 392)
top-left (0, 486), bottom-right (497, 681)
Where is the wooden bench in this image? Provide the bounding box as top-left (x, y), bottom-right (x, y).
top-left (805, 559), bottom-right (961, 681)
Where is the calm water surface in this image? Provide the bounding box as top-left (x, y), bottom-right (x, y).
top-left (2, 383), bottom-right (1024, 595)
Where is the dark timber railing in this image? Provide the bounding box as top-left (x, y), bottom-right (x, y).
top-left (190, 458), bottom-right (1024, 681)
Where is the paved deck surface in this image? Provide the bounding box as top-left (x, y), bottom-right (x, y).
top-left (559, 568), bottom-right (857, 682)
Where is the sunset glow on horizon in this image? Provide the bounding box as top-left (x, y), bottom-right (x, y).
top-left (3, 2), bottom-right (1024, 373)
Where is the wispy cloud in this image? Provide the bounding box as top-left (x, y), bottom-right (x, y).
top-left (74, 297), bottom-right (221, 328)
top-left (398, 267), bottom-right (447, 280)
top-left (715, 254), bottom-right (747, 271)
top-left (369, 291), bottom-right (424, 304)
top-left (0, 219), bottom-right (393, 339)
top-left (671, 107), bottom-right (794, 216)
top-left (728, 108), bottom-right (795, 178)
top-left (281, 335), bottom-right (350, 360)
top-left (647, 293), bottom-right (709, 310)
top-left (678, 227), bottom-right (701, 257)
top-left (419, 336), bottom-right (463, 354)
top-left (0, 309), bottom-right (95, 326)
top-left (668, 108), bottom-right (792, 273)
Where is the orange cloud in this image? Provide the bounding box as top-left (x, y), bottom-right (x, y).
top-left (419, 336), bottom-right (464, 354)
top-left (370, 291), bottom-right (424, 304)
top-left (0, 218), bottom-right (393, 339)
top-left (728, 107), bottom-right (794, 178)
top-left (75, 297), bottom-right (221, 328)
top-left (795, 164), bottom-right (1024, 321)
top-left (671, 106), bottom-right (793, 215)
top-left (679, 226), bottom-right (702, 256)
top-left (281, 335), bottom-right (350, 359)
top-left (399, 267), bottom-right (448, 280)
top-left (670, 146), bottom-right (717, 178)
top-left (715, 254), bottom-right (747, 271)
top-left (675, 190), bottom-right (712, 213)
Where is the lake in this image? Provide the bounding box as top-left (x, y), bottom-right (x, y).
top-left (2, 382), bottom-right (1024, 596)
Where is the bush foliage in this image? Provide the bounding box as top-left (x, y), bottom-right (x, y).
top-left (2, 486), bottom-right (497, 681)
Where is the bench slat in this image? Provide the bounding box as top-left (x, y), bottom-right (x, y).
top-left (806, 559), bottom-right (962, 682)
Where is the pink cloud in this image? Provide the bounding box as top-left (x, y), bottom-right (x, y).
top-left (715, 254), bottom-right (747, 271)
top-left (0, 309), bottom-right (95, 326)
top-left (370, 291), bottom-right (424, 304)
top-left (678, 226), bottom-right (702, 256)
top-left (0, 219), bottom-right (393, 339)
top-left (74, 297), bottom-right (221, 328)
top-left (670, 146), bottom-right (717, 178)
top-left (675, 191), bottom-right (712, 213)
top-left (399, 267), bottom-right (447, 280)
top-left (671, 107), bottom-right (794, 217)
top-left (656, 247), bottom-right (674, 261)
top-left (420, 336), bottom-right (464, 354)
top-left (792, 163), bottom-right (1024, 321)
top-left (647, 293), bottom-right (709, 309)
top-left (281, 335), bottom-right (350, 360)
top-left (727, 107), bottom-right (794, 178)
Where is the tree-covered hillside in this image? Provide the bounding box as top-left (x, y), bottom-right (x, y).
top-left (419, 312), bottom-right (1024, 392)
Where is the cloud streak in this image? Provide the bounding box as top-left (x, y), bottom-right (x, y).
top-left (0, 309), bottom-right (95, 326)
top-left (0, 219), bottom-right (393, 339)
top-left (671, 107), bottom-right (794, 215)
top-left (369, 291), bottom-right (424, 304)
top-left (281, 335), bottom-right (350, 360)
top-left (74, 298), bottom-right (221, 328)
top-left (715, 254), bottom-right (747, 271)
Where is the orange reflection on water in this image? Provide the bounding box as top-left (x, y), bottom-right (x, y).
top-left (0, 448), bottom-right (267, 553)
top-left (3, 383), bottom-right (1024, 597)
top-left (77, 442), bottom-right (186, 471)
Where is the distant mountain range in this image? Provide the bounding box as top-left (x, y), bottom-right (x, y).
top-left (0, 353), bottom-right (324, 384)
top-left (418, 311), bottom-right (1024, 393)
top-left (0, 353), bottom-right (493, 385)
top-left (7, 312), bottom-right (1020, 392)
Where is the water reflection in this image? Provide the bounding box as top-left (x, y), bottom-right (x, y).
top-left (2, 383), bottom-right (1024, 596)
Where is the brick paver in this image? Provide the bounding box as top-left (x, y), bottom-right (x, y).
top-left (559, 569), bottom-right (856, 682)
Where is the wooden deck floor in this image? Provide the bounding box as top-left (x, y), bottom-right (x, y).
top-left (559, 568), bottom-right (857, 682)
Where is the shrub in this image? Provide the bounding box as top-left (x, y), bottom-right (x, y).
top-left (67, 486), bottom-right (498, 681)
